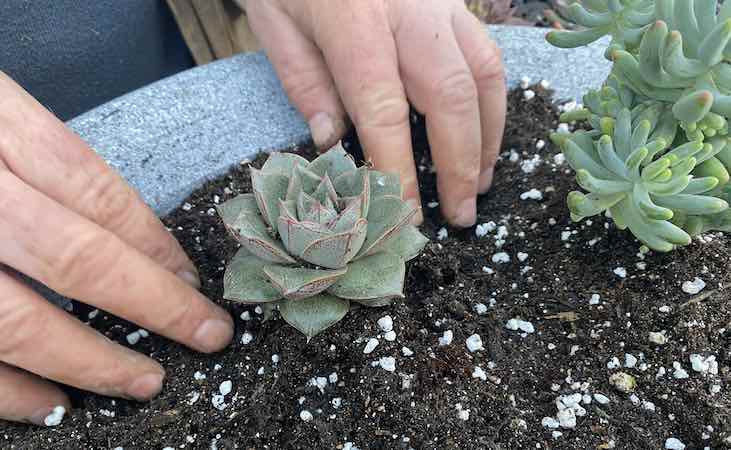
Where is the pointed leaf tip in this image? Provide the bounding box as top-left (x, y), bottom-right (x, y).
top-left (279, 295), bottom-right (350, 339)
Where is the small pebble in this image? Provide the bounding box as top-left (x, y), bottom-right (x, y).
top-left (492, 252), bottom-right (510, 264)
top-left (363, 338), bottom-right (379, 354)
top-left (505, 318), bottom-right (535, 334)
top-left (682, 277), bottom-right (706, 294)
top-left (439, 330), bottom-right (454, 346)
top-left (377, 315), bottom-right (393, 333)
top-left (44, 406), bottom-right (66, 427)
top-left (649, 331), bottom-right (668, 345)
top-left (219, 380), bottom-right (232, 396)
top-left (466, 334), bottom-right (484, 352)
top-left (665, 437), bottom-right (686, 450)
top-left (609, 372), bottom-right (636, 393)
top-left (379, 356), bottom-right (396, 372)
top-left (472, 366), bottom-right (487, 381)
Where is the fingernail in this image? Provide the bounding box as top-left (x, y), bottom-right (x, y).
top-left (450, 198), bottom-right (477, 228)
top-left (177, 268), bottom-right (201, 289)
top-left (127, 372), bottom-right (164, 401)
top-left (478, 168), bottom-right (494, 194)
top-left (29, 405), bottom-right (66, 427)
top-left (309, 112), bottom-right (344, 150)
top-left (193, 317), bottom-right (234, 353)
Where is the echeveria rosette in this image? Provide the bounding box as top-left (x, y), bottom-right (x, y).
top-left (551, 108), bottom-right (729, 252)
top-left (216, 145), bottom-right (428, 339)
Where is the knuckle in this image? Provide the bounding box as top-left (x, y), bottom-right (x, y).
top-left (49, 230), bottom-right (118, 295)
top-left (472, 45), bottom-right (505, 86)
top-left (145, 233), bottom-right (179, 268)
top-left (356, 89), bottom-right (410, 131)
top-left (441, 153), bottom-right (481, 180)
top-left (434, 71), bottom-right (478, 114)
top-left (280, 69), bottom-right (326, 104)
top-left (0, 302), bottom-right (48, 357)
top-left (84, 170), bottom-right (137, 231)
top-left (158, 290), bottom-right (199, 335)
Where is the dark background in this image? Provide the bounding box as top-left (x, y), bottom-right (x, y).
top-left (1, 0), bottom-right (193, 121)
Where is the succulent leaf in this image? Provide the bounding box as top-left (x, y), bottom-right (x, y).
top-left (385, 224), bottom-right (430, 261)
top-left (308, 144), bottom-right (357, 179)
top-left (301, 219), bottom-right (368, 269)
top-left (285, 164), bottom-right (322, 202)
top-left (334, 167), bottom-right (371, 217)
top-left (357, 196), bottom-right (418, 258)
top-left (251, 168), bottom-right (289, 228)
top-left (328, 252), bottom-right (405, 301)
top-left (277, 210), bottom-right (330, 257)
top-left (279, 294), bottom-right (350, 340)
top-left (260, 152), bottom-right (308, 176)
top-left (369, 171), bottom-right (403, 199)
top-left (223, 248), bottom-right (281, 303)
top-left (297, 191), bottom-right (338, 225)
top-left (218, 194), bottom-right (296, 264)
top-left (262, 265), bottom-right (347, 301)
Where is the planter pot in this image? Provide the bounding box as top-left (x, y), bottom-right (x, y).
top-left (68, 25), bottom-right (609, 217)
top-left (28, 25), bottom-right (606, 307)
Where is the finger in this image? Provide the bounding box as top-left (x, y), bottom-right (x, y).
top-left (452, 10), bottom-right (507, 193)
top-left (246, 2), bottom-right (347, 150)
top-left (0, 271), bottom-right (164, 401)
top-left (396, 6), bottom-right (481, 227)
top-left (0, 170), bottom-right (233, 353)
top-left (307, 4), bottom-right (423, 222)
top-left (0, 73), bottom-right (200, 288)
top-left (0, 363), bottom-right (70, 426)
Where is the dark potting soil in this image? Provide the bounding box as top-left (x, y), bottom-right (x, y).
top-left (2, 86), bottom-right (730, 450)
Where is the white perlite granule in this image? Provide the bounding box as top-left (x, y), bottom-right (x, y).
top-left (682, 277), bottom-right (706, 294)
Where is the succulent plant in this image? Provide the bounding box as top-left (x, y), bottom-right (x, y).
top-left (552, 107), bottom-right (729, 251)
top-left (217, 145), bottom-right (428, 338)
top-left (548, 0), bottom-right (731, 251)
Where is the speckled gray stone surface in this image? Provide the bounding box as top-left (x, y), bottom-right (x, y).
top-left (68, 25), bottom-right (610, 217)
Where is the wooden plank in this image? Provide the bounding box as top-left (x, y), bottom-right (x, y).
top-left (224, 0), bottom-right (261, 53)
top-left (191, 0), bottom-right (236, 59)
top-left (166, 0), bottom-right (214, 65)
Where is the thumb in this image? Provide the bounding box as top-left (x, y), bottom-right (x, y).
top-left (246, 2), bottom-right (348, 150)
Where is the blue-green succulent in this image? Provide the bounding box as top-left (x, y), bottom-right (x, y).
top-left (217, 145), bottom-right (428, 338)
top-left (548, 0), bottom-right (731, 251)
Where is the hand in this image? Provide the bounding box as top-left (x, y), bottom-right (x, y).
top-left (0, 73), bottom-right (233, 425)
top-left (246, 0), bottom-right (506, 227)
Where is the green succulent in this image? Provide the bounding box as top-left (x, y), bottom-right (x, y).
top-left (217, 145), bottom-right (428, 339)
top-left (546, 0), bottom-right (655, 53)
top-left (548, 0), bottom-right (731, 251)
top-left (552, 107), bottom-right (729, 251)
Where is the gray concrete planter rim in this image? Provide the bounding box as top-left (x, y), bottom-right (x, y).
top-left (67, 25), bottom-right (610, 218)
top-left (38, 26), bottom-right (609, 308)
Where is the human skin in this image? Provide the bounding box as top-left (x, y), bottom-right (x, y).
top-left (245, 0), bottom-right (506, 227)
top-left (0, 73), bottom-right (234, 425)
